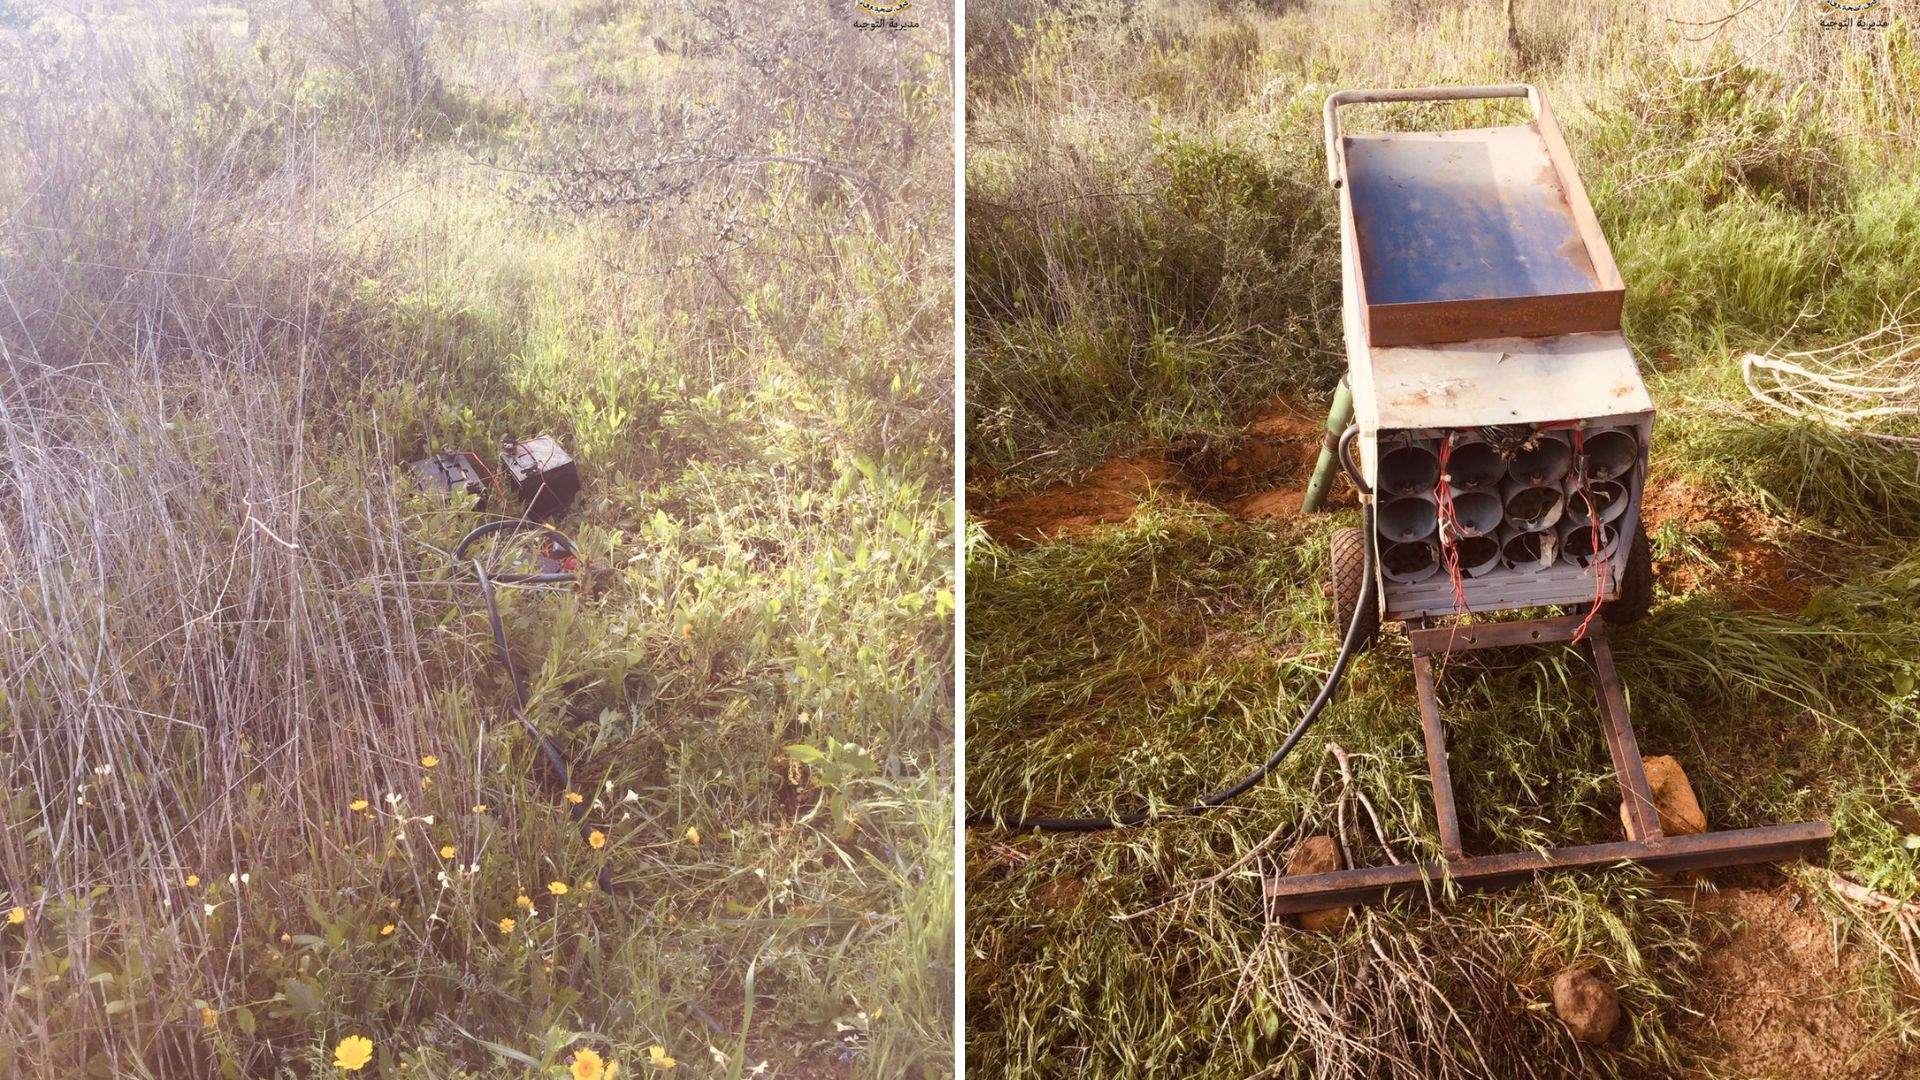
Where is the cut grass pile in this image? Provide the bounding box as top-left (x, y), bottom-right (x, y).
top-left (966, 0), bottom-right (1920, 1075)
top-left (0, 1), bottom-right (952, 1077)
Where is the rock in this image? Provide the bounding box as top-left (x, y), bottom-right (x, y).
top-left (1551, 968), bottom-right (1621, 1044)
top-left (1284, 835), bottom-right (1350, 932)
top-left (1621, 754), bottom-right (1707, 837)
top-left (1883, 802), bottom-right (1920, 838)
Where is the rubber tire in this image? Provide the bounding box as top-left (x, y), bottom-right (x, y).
top-left (1603, 519), bottom-right (1654, 626)
top-left (1329, 526), bottom-right (1378, 650)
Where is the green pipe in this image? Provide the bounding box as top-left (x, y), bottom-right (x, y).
top-left (1301, 377), bottom-right (1353, 514)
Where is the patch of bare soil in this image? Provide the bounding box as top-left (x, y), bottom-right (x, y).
top-left (1640, 475), bottom-right (1828, 613)
top-left (973, 457), bottom-right (1185, 545)
top-left (973, 402), bottom-right (1349, 544)
top-left (1685, 884), bottom-right (1915, 1079)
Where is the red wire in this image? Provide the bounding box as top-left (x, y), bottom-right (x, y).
top-left (1433, 435), bottom-right (1469, 615)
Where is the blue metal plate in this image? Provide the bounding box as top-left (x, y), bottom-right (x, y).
top-left (1346, 126), bottom-right (1601, 305)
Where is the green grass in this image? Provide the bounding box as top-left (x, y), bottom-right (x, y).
top-left (0, 1), bottom-right (951, 1077)
top-left (966, 1), bottom-right (1920, 1075)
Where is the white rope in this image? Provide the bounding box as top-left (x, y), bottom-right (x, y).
top-left (1740, 308), bottom-right (1920, 446)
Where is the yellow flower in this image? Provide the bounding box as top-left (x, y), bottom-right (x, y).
top-left (200, 1006), bottom-right (218, 1029)
top-left (684, 825), bottom-right (700, 846)
top-left (332, 1034), bottom-right (374, 1071)
top-left (498, 916), bottom-right (516, 933)
top-left (515, 893), bottom-right (533, 909)
top-left (420, 755), bottom-right (439, 768)
top-left (472, 803), bottom-right (488, 814)
top-left (349, 799), bottom-right (369, 812)
top-left (647, 1044), bottom-right (676, 1069)
top-left (548, 881), bottom-right (569, 896)
top-left (380, 924), bottom-right (395, 937)
top-left (571, 1048), bottom-right (608, 1080)
top-left (6, 906), bottom-right (24, 925)
top-left (439, 845), bottom-right (456, 859)
top-left (565, 791), bottom-right (585, 805)
top-left (184, 874), bottom-right (201, 887)
top-left (588, 830), bottom-right (607, 849)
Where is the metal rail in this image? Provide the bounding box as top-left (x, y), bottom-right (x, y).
top-left (1265, 617), bottom-right (1832, 913)
top-left (1323, 83), bottom-right (1539, 188)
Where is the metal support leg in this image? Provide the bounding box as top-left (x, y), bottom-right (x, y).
top-left (1301, 377), bottom-right (1354, 514)
top-left (1411, 653), bottom-right (1465, 860)
top-left (1586, 627), bottom-right (1662, 841)
top-left (1268, 613), bottom-right (1832, 914)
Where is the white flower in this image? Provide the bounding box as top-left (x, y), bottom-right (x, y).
top-left (421, 815), bottom-right (435, 825)
top-left (203, 903), bottom-right (217, 916)
top-left (385, 793), bottom-right (401, 805)
top-left (624, 789), bottom-right (640, 803)
top-left (93, 763), bottom-right (112, 776)
top-left (436, 871), bottom-right (451, 888)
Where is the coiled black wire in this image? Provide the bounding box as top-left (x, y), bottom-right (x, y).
top-left (965, 504), bottom-right (1379, 832)
top-left (455, 518), bottom-right (579, 583)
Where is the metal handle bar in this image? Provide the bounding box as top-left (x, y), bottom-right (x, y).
top-left (1323, 84), bottom-right (1541, 188)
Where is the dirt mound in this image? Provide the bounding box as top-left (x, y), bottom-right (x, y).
top-left (974, 403), bottom-right (1348, 544)
top-left (1640, 476), bottom-right (1825, 613)
top-left (1685, 884), bottom-right (1914, 1078)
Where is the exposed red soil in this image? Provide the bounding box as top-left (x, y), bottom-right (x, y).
top-left (973, 456), bottom-right (1186, 545)
top-left (1639, 475), bottom-right (1826, 613)
top-left (1684, 884), bottom-right (1916, 1078)
top-left (973, 402), bottom-right (1349, 545)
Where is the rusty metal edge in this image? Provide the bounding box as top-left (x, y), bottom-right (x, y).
top-left (1367, 288), bottom-right (1625, 349)
top-left (1406, 613), bottom-right (1589, 655)
top-left (1263, 821), bottom-right (1832, 913)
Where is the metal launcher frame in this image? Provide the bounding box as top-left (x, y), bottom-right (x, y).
top-left (1274, 85), bottom-right (1829, 913)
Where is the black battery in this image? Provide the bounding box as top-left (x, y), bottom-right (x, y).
top-left (501, 436), bottom-right (580, 520)
top-left (408, 451), bottom-right (489, 508)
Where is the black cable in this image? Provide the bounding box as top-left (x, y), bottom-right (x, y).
top-left (472, 558), bottom-right (573, 793)
top-left (454, 518), bottom-right (579, 583)
top-left (965, 504), bottom-right (1379, 832)
top-left (460, 517), bottom-right (618, 892)
top-left (1338, 424), bottom-right (1370, 495)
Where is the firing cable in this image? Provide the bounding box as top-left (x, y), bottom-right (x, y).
top-left (454, 518), bottom-right (579, 583)
top-left (458, 519), bottom-right (579, 791)
top-left (965, 504), bottom-right (1380, 833)
top-left (1338, 424), bottom-right (1370, 495)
